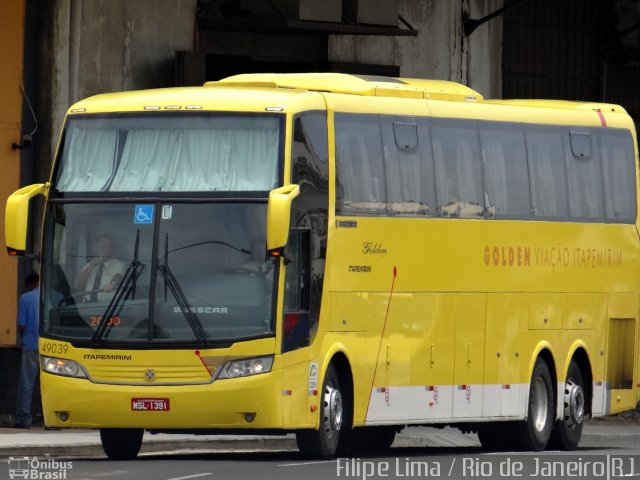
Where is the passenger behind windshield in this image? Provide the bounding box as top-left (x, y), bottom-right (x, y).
top-left (74, 234), bottom-right (127, 302)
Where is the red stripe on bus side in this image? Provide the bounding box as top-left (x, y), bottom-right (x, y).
top-left (596, 110), bottom-right (607, 126)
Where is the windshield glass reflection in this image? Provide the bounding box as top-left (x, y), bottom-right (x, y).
top-left (43, 202), bottom-right (275, 344)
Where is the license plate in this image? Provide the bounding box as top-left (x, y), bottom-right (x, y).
top-left (131, 398), bottom-right (170, 411)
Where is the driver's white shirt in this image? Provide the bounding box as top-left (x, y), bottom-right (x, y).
top-left (84, 258), bottom-right (127, 302)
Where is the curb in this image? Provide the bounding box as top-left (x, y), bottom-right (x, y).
top-left (1, 423), bottom-right (639, 458)
top-left (0, 437), bottom-right (299, 458)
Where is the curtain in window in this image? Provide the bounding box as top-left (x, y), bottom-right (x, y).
top-left (566, 140), bottom-right (604, 220)
top-left (482, 140), bottom-right (508, 215)
top-left (526, 130), bottom-right (569, 218)
top-left (335, 116), bottom-right (386, 214)
top-left (432, 124), bottom-right (483, 217)
top-left (110, 128), bottom-right (278, 191)
top-left (601, 134), bottom-right (635, 221)
top-left (382, 122), bottom-right (424, 214)
top-left (57, 129), bottom-right (118, 191)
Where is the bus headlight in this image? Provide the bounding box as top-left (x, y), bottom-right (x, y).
top-left (41, 356), bottom-right (87, 378)
top-left (218, 356), bottom-right (274, 379)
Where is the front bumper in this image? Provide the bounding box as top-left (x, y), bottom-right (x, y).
top-left (41, 369), bottom-right (284, 430)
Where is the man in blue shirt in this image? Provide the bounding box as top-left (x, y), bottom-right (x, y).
top-left (15, 274), bottom-right (40, 428)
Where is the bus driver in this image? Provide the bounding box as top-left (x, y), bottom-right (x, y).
top-left (74, 234), bottom-right (127, 302)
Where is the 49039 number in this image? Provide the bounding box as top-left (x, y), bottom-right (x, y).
top-left (41, 342), bottom-right (69, 355)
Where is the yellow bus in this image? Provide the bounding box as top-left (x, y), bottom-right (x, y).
top-left (6, 73), bottom-right (640, 459)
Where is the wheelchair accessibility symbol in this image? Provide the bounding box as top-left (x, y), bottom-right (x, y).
top-left (134, 205), bottom-right (154, 224)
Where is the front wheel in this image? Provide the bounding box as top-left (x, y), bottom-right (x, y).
top-left (296, 364), bottom-right (346, 458)
top-left (513, 358), bottom-right (554, 451)
top-left (100, 428), bottom-right (143, 460)
top-left (549, 361), bottom-right (585, 450)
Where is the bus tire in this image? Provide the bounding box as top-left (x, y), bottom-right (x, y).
top-left (100, 428), bottom-right (143, 460)
top-left (514, 358), bottom-right (554, 451)
top-left (296, 364), bottom-right (345, 458)
top-left (549, 360), bottom-right (585, 450)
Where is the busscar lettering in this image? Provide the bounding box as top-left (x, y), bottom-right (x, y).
top-left (173, 306), bottom-right (228, 314)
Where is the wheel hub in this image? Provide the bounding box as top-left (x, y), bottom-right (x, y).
top-left (564, 380), bottom-right (585, 427)
top-left (323, 384), bottom-right (343, 437)
top-left (533, 377), bottom-right (549, 432)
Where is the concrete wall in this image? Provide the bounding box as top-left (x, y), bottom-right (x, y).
top-left (329, 0), bottom-right (503, 99)
top-left (47, 0), bottom-right (503, 154)
top-left (50, 0), bottom-right (196, 154)
top-left (39, 0), bottom-right (508, 185)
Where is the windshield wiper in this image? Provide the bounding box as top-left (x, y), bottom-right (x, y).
top-left (157, 264), bottom-right (209, 345)
top-left (91, 230), bottom-right (143, 345)
top-left (169, 240), bottom-right (250, 255)
top-left (158, 233), bottom-right (209, 345)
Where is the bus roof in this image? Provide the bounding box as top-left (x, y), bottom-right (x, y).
top-left (66, 85), bottom-right (326, 114)
top-left (67, 73), bottom-right (629, 125)
top-left (208, 73), bottom-right (484, 102)
top-left (209, 73), bottom-right (628, 116)
top-left (486, 98), bottom-right (628, 114)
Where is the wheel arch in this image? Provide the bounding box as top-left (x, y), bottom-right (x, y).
top-left (320, 347), bottom-right (354, 428)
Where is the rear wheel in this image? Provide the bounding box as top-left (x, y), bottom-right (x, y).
top-left (513, 358), bottom-right (554, 451)
top-left (296, 364), bottom-right (347, 458)
top-left (549, 361), bottom-right (585, 450)
top-left (100, 428), bottom-right (143, 460)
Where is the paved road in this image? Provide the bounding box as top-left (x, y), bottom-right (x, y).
top-left (4, 446), bottom-right (640, 480)
top-left (1, 420), bottom-right (639, 479)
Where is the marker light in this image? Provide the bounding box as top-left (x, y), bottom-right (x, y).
top-left (218, 356), bottom-right (274, 379)
top-left (41, 356), bottom-right (87, 379)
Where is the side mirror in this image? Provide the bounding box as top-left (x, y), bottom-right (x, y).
top-left (266, 184), bottom-right (300, 253)
top-left (5, 183), bottom-right (48, 256)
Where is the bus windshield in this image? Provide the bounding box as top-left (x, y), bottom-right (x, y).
top-left (55, 114), bottom-right (281, 192)
top-left (43, 202), bottom-right (276, 345)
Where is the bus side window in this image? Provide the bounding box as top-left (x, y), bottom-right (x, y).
top-left (565, 129), bottom-right (604, 220)
top-left (290, 113), bottom-right (327, 350)
top-left (282, 229), bottom-right (311, 353)
top-left (382, 117), bottom-right (434, 217)
top-left (479, 123), bottom-right (530, 219)
top-left (335, 113), bottom-right (386, 215)
top-left (525, 126), bottom-right (569, 219)
top-left (431, 118), bottom-right (483, 218)
top-left (599, 129), bottom-right (636, 222)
